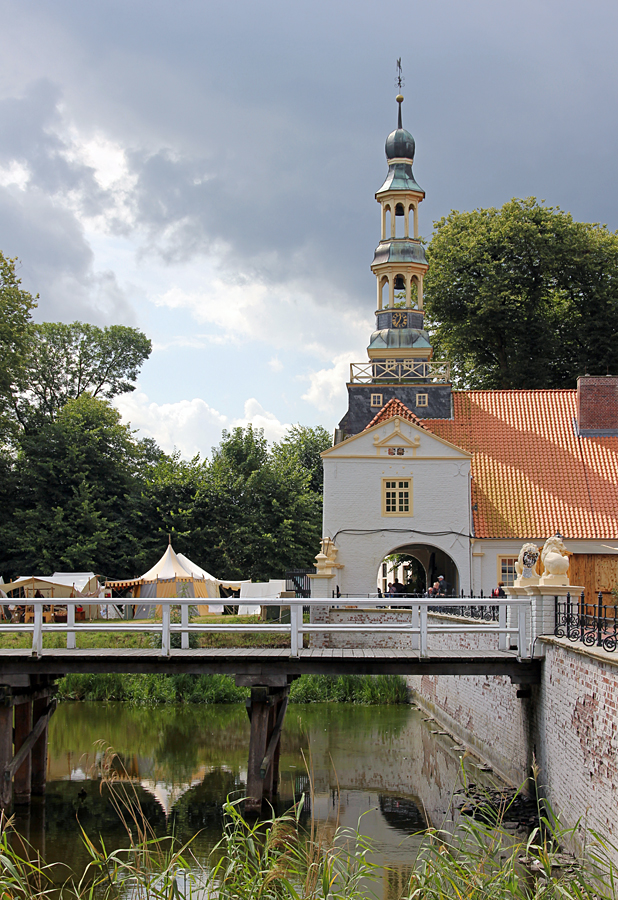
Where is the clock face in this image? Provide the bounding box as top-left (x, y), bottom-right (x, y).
top-left (391, 311), bottom-right (407, 328)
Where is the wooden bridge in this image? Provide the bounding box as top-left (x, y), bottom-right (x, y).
top-left (0, 597), bottom-right (540, 813)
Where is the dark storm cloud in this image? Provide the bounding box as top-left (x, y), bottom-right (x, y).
top-left (1, 0), bottom-right (618, 326)
top-left (0, 80), bottom-right (132, 322)
top-left (0, 184), bottom-right (131, 323)
top-left (0, 80), bottom-right (107, 210)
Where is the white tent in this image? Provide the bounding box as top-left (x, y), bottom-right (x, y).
top-left (239, 580), bottom-right (286, 615)
top-left (106, 543), bottom-right (247, 615)
top-left (2, 572), bottom-right (101, 618)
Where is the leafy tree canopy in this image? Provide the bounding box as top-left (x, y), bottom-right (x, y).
top-left (271, 424), bottom-right (331, 493)
top-left (1, 417), bottom-right (327, 583)
top-left (12, 321), bottom-right (152, 429)
top-left (190, 426), bottom-right (323, 582)
top-left (424, 198), bottom-right (618, 389)
top-left (0, 253), bottom-right (37, 437)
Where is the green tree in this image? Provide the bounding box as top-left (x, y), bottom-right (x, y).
top-left (271, 424), bottom-right (331, 492)
top-left (424, 197), bottom-right (618, 388)
top-left (191, 426), bottom-right (322, 581)
top-left (0, 253), bottom-right (37, 437)
top-left (4, 394), bottom-right (144, 578)
top-left (131, 450), bottom-right (206, 574)
top-left (11, 321), bottom-right (152, 429)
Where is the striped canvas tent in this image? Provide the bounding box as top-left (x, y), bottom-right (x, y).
top-left (106, 543), bottom-right (245, 615)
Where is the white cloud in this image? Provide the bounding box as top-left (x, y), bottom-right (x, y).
top-left (0, 161), bottom-right (29, 189)
top-left (233, 398), bottom-right (291, 444)
top-left (302, 352), bottom-right (357, 415)
top-left (151, 277), bottom-right (371, 361)
top-left (114, 391), bottom-right (291, 458)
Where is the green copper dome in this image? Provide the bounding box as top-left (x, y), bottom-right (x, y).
top-left (368, 328), bottom-right (432, 351)
top-left (385, 128), bottom-right (415, 161)
top-left (376, 98), bottom-right (424, 196)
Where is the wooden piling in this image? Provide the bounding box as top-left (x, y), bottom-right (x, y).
top-left (31, 696), bottom-right (49, 796)
top-left (0, 705), bottom-right (12, 809)
top-left (246, 687), bottom-right (272, 815)
top-left (245, 685), bottom-right (290, 814)
top-left (14, 701), bottom-right (32, 805)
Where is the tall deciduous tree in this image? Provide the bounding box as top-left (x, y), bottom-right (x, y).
top-left (191, 426), bottom-right (323, 582)
top-left (6, 395), bottom-right (144, 577)
top-left (271, 424), bottom-right (331, 493)
top-left (12, 321), bottom-right (152, 429)
top-left (424, 198), bottom-right (618, 389)
top-left (0, 253), bottom-right (37, 438)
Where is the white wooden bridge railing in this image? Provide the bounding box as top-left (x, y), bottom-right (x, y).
top-left (0, 597), bottom-right (532, 659)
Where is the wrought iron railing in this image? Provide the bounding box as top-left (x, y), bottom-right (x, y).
top-left (429, 604), bottom-right (499, 622)
top-left (285, 569), bottom-right (315, 598)
top-left (554, 592), bottom-right (618, 653)
top-left (349, 360), bottom-right (451, 384)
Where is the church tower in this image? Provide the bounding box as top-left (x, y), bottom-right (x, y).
top-left (335, 94), bottom-right (452, 442)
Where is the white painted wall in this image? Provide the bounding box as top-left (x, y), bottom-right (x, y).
top-left (321, 417), bottom-right (472, 595)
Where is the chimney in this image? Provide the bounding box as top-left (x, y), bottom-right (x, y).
top-left (577, 375), bottom-right (618, 435)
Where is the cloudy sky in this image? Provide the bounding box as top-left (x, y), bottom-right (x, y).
top-left (1, 0), bottom-right (617, 457)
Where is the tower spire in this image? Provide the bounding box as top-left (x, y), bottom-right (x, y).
top-left (395, 58), bottom-right (404, 129)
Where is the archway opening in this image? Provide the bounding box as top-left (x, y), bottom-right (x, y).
top-left (376, 543), bottom-right (460, 597)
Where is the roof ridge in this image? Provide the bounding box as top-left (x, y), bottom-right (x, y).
top-left (365, 398), bottom-right (429, 430)
top-left (452, 388), bottom-right (577, 395)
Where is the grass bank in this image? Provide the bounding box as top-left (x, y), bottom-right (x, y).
top-left (0, 615), bottom-right (292, 650)
top-left (55, 672), bottom-right (409, 704)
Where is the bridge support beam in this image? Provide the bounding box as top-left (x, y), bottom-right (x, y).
top-left (31, 695), bottom-right (50, 796)
top-left (0, 677), bottom-right (56, 810)
top-left (0, 705), bottom-right (12, 809)
top-left (243, 683), bottom-right (290, 815)
top-left (13, 700), bottom-right (32, 804)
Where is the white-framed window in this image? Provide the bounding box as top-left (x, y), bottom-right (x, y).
top-left (498, 556), bottom-right (518, 587)
top-left (383, 478), bottom-right (412, 516)
top-left (371, 393), bottom-right (383, 408)
top-left (416, 393), bottom-right (428, 407)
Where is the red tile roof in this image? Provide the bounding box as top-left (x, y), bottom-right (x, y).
top-left (366, 398), bottom-right (429, 430)
top-left (369, 391), bottom-right (618, 540)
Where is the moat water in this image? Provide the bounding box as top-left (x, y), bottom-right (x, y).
top-left (11, 701), bottom-right (501, 895)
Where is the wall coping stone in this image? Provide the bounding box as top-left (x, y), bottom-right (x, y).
top-left (539, 635), bottom-right (618, 669)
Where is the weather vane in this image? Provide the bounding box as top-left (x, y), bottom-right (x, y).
top-left (395, 58), bottom-right (404, 92)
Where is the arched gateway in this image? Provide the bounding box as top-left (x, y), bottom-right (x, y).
top-left (378, 543), bottom-right (460, 596)
top-left (310, 409), bottom-right (472, 599)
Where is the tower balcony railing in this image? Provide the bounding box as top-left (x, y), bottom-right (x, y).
top-left (350, 360), bottom-right (451, 384)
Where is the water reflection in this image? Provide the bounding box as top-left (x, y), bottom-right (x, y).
top-left (21, 702), bottom-right (500, 893)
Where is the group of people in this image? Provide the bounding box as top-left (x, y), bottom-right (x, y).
top-left (381, 574), bottom-right (450, 597)
top-left (426, 575), bottom-right (449, 597)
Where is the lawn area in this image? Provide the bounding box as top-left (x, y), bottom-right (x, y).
top-left (0, 615), bottom-right (297, 650)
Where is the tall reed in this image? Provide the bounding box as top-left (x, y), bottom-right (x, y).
top-left (0, 752), bottom-right (616, 899)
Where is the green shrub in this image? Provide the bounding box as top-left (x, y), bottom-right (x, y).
top-left (288, 673), bottom-right (407, 704)
top-left (55, 672), bottom-right (248, 704)
top-left (56, 673), bottom-right (407, 705)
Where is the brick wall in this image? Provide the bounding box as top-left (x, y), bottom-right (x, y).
top-left (536, 639), bottom-right (618, 854)
top-left (410, 636), bottom-right (618, 863)
top-left (308, 608), bottom-right (618, 860)
top-left (309, 608), bottom-right (501, 651)
top-left (577, 375), bottom-right (618, 434)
